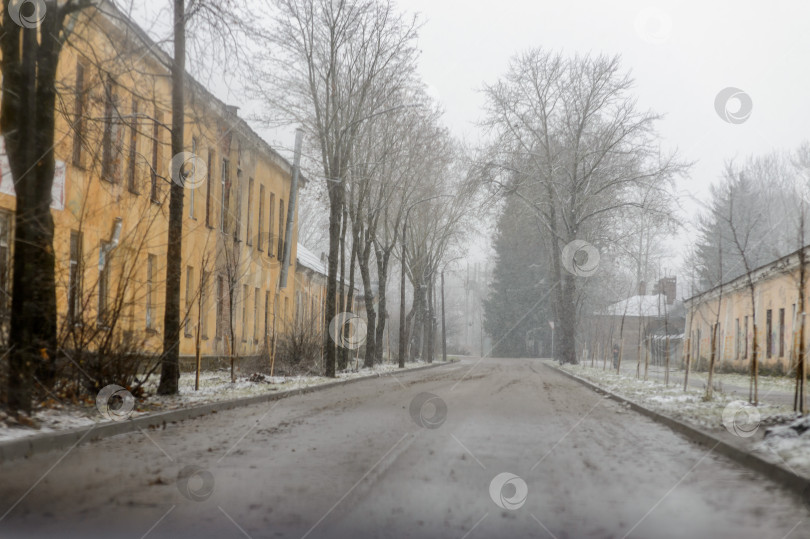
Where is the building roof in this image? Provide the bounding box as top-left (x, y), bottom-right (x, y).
top-left (96, 0), bottom-right (306, 185)
top-left (295, 243), bottom-right (361, 292)
top-left (684, 243), bottom-right (810, 306)
top-left (603, 294), bottom-right (678, 318)
top-left (296, 243), bottom-right (327, 276)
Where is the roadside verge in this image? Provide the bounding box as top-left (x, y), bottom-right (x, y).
top-left (544, 362), bottom-right (810, 499)
top-left (0, 362), bottom-right (452, 462)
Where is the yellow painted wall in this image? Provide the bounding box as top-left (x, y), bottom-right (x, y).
top-left (0, 7), bottom-right (301, 361)
top-left (685, 265), bottom-right (808, 370)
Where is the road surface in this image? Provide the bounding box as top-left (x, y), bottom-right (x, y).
top-left (1, 357), bottom-right (808, 538)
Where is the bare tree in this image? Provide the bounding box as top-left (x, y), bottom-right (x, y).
top-left (718, 168), bottom-right (763, 404)
top-left (0, 0), bottom-right (110, 413)
top-left (253, 0), bottom-right (420, 377)
top-left (479, 48), bottom-right (684, 365)
top-left (158, 0), bottom-right (255, 394)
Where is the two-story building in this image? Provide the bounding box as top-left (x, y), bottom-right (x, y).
top-left (0, 2), bottom-right (302, 370)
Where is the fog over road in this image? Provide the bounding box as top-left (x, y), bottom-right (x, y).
top-left (1, 358), bottom-right (808, 539)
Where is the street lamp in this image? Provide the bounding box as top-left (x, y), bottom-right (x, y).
top-left (398, 194), bottom-right (455, 368)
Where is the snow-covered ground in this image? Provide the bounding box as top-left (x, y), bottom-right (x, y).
top-left (554, 361), bottom-right (810, 476)
top-left (757, 415), bottom-right (810, 477)
top-left (0, 360), bottom-right (433, 443)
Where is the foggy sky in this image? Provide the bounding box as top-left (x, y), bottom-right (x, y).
top-left (398, 0), bottom-right (810, 266)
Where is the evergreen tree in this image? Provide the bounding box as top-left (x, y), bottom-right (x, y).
top-left (484, 195), bottom-right (553, 357)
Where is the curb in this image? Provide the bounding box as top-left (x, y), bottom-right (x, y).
top-left (543, 362), bottom-right (810, 498)
top-left (0, 362), bottom-right (453, 463)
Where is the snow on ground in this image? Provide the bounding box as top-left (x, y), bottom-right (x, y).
top-left (0, 360), bottom-right (434, 443)
top-left (686, 370), bottom-right (797, 395)
top-left (758, 415), bottom-right (810, 476)
top-left (556, 361), bottom-right (797, 432)
top-left (554, 360), bottom-right (810, 476)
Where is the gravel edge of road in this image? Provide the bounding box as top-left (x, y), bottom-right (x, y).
top-left (544, 362), bottom-right (810, 499)
top-left (0, 362), bottom-right (455, 463)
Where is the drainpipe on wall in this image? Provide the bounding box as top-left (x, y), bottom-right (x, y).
top-left (279, 128), bottom-right (303, 290)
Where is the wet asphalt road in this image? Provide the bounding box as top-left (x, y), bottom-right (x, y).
top-left (1, 357), bottom-right (809, 539)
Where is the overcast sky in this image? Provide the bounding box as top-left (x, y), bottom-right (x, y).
top-left (387, 0), bottom-right (810, 266)
top-left (233, 0), bottom-right (810, 268)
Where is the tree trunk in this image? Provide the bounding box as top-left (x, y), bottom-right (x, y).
top-left (683, 313), bottom-right (693, 392)
top-left (706, 322), bottom-right (718, 400)
top-left (2, 13), bottom-right (69, 412)
top-left (359, 244), bottom-right (377, 368)
top-left (398, 224), bottom-right (407, 367)
top-left (158, 0), bottom-right (186, 395)
top-left (323, 178), bottom-right (343, 377)
top-left (426, 273), bottom-right (435, 363)
top-left (560, 274), bottom-right (578, 364)
top-left (374, 260), bottom-right (388, 364)
top-left (337, 203), bottom-right (349, 370)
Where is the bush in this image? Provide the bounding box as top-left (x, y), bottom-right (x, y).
top-left (274, 311), bottom-right (324, 376)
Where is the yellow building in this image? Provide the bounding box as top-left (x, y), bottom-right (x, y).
top-left (293, 243), bottom-right (365, 340)
top-left (0, 4), bottom-right (302, 368)
top-left (684, 248), bottom-right (810, 374)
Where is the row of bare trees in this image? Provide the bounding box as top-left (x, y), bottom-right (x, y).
top-left (690, 146), bottom-right (810, 411)
top-left (253, 0), bottom-right (477, 372)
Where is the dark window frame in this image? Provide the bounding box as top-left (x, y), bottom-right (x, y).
top-left (71, 62), bottom-right (86, 168)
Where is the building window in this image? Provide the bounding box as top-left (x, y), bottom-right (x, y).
top-left (200, 270), bottom-right (209, 339)
top-left (246, 177), bottom-right (254, 245)
top-left (185, 265), bottom-right (194, 337)
top-left (265, 290), bottom-right (270, 338)
top-left (216, 275), bottom-right (225, 339)
top-left (254, 287), bottom-right (260, 342)
top-left (98, 242), bottom-right (111, 324)
top-left (234, 169), bottom-right (243, 242)
top-left (735, 318), bottom-right (740, 360)
top-left (206, 149), bottom-right (215, 227)
top-left (779, 307), bottom-right (785, 358)
top-left (189, 137), bottom-right (198, 218)
top-left (793, 304), bottom-right (798, 357)
top-left (743, 316), bottom-right (748, 360)
top-left (241, 284), bottom-right (249, 342)
top-left (258, 185), bottom-right (265, 252)
top-left (278, 198), bottom-right (285, 259)
top-left (68, 230), bottom-right (83, 324)
top-left (268, 193), bottom-right (275, 258)
top-left (295, 291), bottom-right (302, 328)
top-left (146, 254), bottom-right (157, 330)
top-left (101, 77), bottom-right (122, 183)
top-left (127, 98), bottom-right (139, 193)
top-left (766, 309), bottom-right (773, 359)
top-left (220, 158), bottom-right (230, 232)
top-left (72, 62), bottom-right (85, 168)
top-left (151, 110), bottom-right (163, 202)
